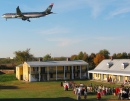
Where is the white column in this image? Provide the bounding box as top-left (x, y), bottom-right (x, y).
top-left (86, 65), bottom-right (89, 78)
top-left (72, 66), bottom-right (74, 79)
top-left (47, 67), bottom-right (49, 81)
top-left (116, 75), bottom-right (118, 82)
top-left (101, 74), bottom-right (103, 81)
top-left (56, 66), bottom-right (57, 80)
top-left (29, 67), bottom-right (31, 82)
top-left (39, 67), bottom-right (41, 82)
top-left (80, 66), bottom-right (81, 79)
top-left (112, 75), bottom-right (113, 82)
top-left (88, 72), bottom-right (90, 79)
top-left (64, 66), bottom-right (65, 80)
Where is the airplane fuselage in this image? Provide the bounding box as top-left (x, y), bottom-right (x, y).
top-left (2, 3), bottom-right (54, 22)
top-left (2, 12), bottom-right (49, 19)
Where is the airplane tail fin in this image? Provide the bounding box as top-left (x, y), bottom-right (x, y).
top-left (16, 6), bottom-right (22, 15)
top-left (44, 3), bottom-right (54, 14)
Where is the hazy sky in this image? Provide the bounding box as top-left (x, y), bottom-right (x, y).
top-left (0, 0), bottom-right (130, 58)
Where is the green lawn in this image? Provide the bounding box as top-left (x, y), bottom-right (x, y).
top-left (0, 74), bottom-right (122, 101)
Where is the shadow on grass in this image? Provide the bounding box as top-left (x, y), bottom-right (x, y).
top-left (0, 97), bottom-right (101, 101)
top-left (0, 85), bottom-right (19, 89)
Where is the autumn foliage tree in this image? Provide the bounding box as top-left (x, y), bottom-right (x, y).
top-left (94, 54), bottom-right (105, 66)
top-left (70, 55), bottom-right (78, 60)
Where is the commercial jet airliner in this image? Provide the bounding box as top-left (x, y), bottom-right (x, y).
top-left (2, 3), bottom-right (54, 22)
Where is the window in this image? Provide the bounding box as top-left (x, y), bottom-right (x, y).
top-left (50, 73), bottom-right (53, 78)
top-left (65, 66), bottom-right (68, 71)
top-left (50, 67), bottom-right (53, 71)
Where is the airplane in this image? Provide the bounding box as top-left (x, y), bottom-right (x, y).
top-left (2, 3), bottom-right (54, 22)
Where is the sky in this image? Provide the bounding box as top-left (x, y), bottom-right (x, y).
top-left (0, 0), bottom-right (130, 58)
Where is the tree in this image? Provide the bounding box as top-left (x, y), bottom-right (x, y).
top-left (53, 57), bottom-right (66, 61)
top-left (82, 52), bottom-right (88, 61)
top-left (94, 54), bottom-right (104, 66)
top-left (43, 54), bottom-right (51, 61)
top-left (99, 49), bottom-right (110, 59)
top-left (77, 51), bottom-right (84, 60)
top-left (128, 53), bottom-right (130, 59)
top-left (70, 55), bottom-right (77, 60)
top-left (14, 48), bottom-right (34, 63)
top-left (88, 53), bottom-right (96, 69)
top-left (121, 52), bottom-right (128, 59)
top-left (112, 53), bottom-right (117, 59)
top-left (116, 53), bottom-right (122, 59)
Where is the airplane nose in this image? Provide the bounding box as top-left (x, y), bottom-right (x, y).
top-left (2, 14), bottom-right (5, 18)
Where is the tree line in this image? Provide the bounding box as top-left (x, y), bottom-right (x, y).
top-left (0, 49), bottom-right (130, 69)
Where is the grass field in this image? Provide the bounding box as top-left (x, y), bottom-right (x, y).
top-left (0, 74), bottom-right (122, 101)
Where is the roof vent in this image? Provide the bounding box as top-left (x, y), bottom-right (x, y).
top-left (121, 63), bottom-right (129, 69)
top-left (107, 62), bottom-right (113, 68)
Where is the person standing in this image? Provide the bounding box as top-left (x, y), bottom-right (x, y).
top-left (97, 91), bottom-right (101, 100)
top-left (84, 88), bottom-right (87, 99)
top-left (77, 89), bottom-right (81, 100)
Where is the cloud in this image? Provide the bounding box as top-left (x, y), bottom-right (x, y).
top-left (55, 1), bottom-right (85, 12)
top-left (38, 27), bottom-right (70, 35)
top-left (47, 37), bottom-right (81, 47)
top-left (107, 7), bottom-right (130, 18)
top-left (85, 0), bottom-right (103, 18)
top-left (106, 0), bottom-right (130, 18)
top-left (93, 36), bottom-right (116, 41)
top-left (84, 0), bottom-right (114, 18)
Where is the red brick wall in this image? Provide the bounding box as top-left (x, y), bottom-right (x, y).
top-left (0, 70), bottom-right (14, 74)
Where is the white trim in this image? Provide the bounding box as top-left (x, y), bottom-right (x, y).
top-left (88, 70), bottom-right (130, 76)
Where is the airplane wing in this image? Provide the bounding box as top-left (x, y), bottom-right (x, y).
top-left (16, 6), bottom-right (30, 22)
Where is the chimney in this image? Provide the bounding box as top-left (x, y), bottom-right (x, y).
top-left (110, 56), bottom-right (113, 60)
top-left (66, 57), bottom-right (70, 61)
top-left (39, 57), bottom-right (43, 61)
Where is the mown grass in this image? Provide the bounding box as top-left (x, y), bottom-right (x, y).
top-left (0, 74), bottom-right (17, 82)
top-left (0, 74), bottom-right (123, 101)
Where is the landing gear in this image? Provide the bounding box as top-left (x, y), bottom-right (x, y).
top-left (22, 18), bottom-right (31, 22)
top-left (27, 19), bottom-right (31, 22)
top-left (27, 18), bottom-right (31, 22)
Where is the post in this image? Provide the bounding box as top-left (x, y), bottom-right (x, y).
top-left (101, 74), bottom-right (103, 81)
top-left (80, 66), bottom-right (81, 79)
top-left (47, 67), bottom-right (49, 81)
top-left (56, 66), bottom-right (57, 80)
top-left (39, 67), bottom-right (41, 81)
top-left (29, 67), bottom-right (31, 82)
top-left (64, 66), bottom-right (65, 80)
top-left (72, 66), bottom-right (74, 79)
top-left (88, 72), bottom-right (90, 79)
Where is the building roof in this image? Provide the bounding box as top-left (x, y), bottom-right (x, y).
top-left (88, 59), bottom-right (130, 76)
top-left (16, 64), bottom-right (23, 67)
top-left (24, 60), bottom-right (88, 67)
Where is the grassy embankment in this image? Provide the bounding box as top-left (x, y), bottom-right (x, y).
top-left (0, 74), bottom-right (121, 101)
